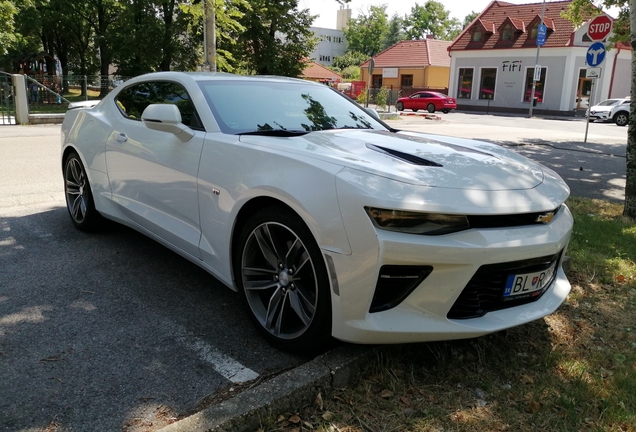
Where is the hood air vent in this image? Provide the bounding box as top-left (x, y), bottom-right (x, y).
top-left (366, 143), bottom-right (443, 167)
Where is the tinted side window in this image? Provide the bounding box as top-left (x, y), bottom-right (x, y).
top-left (115, 81), bottom-right (204, 130)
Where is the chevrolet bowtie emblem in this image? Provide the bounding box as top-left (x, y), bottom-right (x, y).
top-left (536, 212), bottom-right (555, 223)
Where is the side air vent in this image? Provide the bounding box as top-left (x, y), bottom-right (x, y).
top-left (369, 265), bottom-right (433, 313)
top-left (366, 144), bottom-right (443, 167)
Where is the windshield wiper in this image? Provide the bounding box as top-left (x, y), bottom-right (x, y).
top-left (237, 129), bottom-right (309, 137)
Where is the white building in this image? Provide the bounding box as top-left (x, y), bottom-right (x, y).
top-left (309, 8), bottom-right (351, 67)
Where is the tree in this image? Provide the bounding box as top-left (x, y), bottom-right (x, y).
top-left (0, 0), bottom-right (18, 56)
top-left (343, 5), bottom-right (389, 56)
top-left (562, 0), bottom-right (635, 218)
top-left (463, 11), bottom-right (479, 29)
top-left (332, 51), bottom-right (368, 70)
top-left (234, 0), bottom-right (317, 76)
top-left (403, 1), bottom-right (461, 41)
top-left (383, 13), bottom-right (405, 49)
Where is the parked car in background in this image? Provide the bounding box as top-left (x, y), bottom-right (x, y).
top-left (61, 72), bottom-right (573, 353)
top-left (396, 91), bottom-right (456, 113)
top-left (608, 99), bottom-right (631, 126)
top-left (588, 97), bottom-right (630, 122)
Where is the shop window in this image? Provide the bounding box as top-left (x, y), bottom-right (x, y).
top-left (479, 68), bottom-right (496, 100)
top-left (457, 68), bottom-right (473, 99)
top-left (523, 67), bottom-right (546, 103)
top-left (401, 75), bottom-right (413, 87)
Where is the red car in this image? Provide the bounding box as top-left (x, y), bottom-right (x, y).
top-left (396, 91), bottom-right (456, 114)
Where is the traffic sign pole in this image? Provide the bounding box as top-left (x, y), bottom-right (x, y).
top-left (528, 0), bottom-right (546, 118)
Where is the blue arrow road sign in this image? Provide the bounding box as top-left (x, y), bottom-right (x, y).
top-left (537, 24), bottom-right (547, 46)
top-left (586, 42), bottom-right (606, 67)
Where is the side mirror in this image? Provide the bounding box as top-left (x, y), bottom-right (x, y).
top-left (364, 107), bottom-right (380, 119)
top-left (141, 104), bottom-right (194, 141)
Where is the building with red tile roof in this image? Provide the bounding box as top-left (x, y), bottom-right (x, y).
top-left (359, 37), bottom-right (453, 94)
top-left (301, 61), bottom-right (343, 83)
top-left (447, 0), bottom-right (630, 115)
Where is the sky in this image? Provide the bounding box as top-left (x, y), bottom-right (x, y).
top-left (299, 0), bottom-right (617, 29)
top-left (299, 0), bottom-right (533, 28)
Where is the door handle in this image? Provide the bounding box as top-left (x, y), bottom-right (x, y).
top-left (115, 133), bottom-right (127, 143)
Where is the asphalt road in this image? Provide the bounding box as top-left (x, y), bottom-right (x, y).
top-left (0, 115), bottom-right (628, 431)
top-left (0, 125), bottom-right (306, 431)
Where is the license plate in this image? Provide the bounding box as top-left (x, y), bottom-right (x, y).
top-left (503, 263), bottom-right (556, 299)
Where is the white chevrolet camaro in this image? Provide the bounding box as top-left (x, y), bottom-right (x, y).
top-left (61, 72), bottom-right (573, 352)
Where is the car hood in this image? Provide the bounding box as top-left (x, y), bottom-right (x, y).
top-left (239, 129), bottom-right (545, 191)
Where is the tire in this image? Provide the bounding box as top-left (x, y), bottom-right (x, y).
top-left (63, 151), bottom-right (102, 231)
top-left (614, 111), bottom-right (628, 127)
top-left (427, 103), bottom-right (436, 113)
top-left (412, 108), bottom-right (418, 112)
top-left (442, 109), bottom-right (449, 114)
top-left (396, 102), bottom-right (404, 111)
top-left (234, 205), bottom-right (332, 353)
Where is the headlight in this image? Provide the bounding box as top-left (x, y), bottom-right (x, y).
top-left (365, 207), bottom-right (470, 235)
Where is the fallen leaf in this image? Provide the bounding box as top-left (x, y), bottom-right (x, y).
top-left (525, 400), bottom-right (540, 413)
top-left (520, 375), bottom-right (535, 385)
top-left (315, 392), bottom-right (324, 410)
top-left (288, 414), bottom-right (301, 424)
top-left (616, 275), bottom-right (626, 284)
top-left (400, 396), bottom-right (411, 406)
top-left (428, 395), bottom-right (437, 403)
top-left (276, 415), bottom-right (286, 423)
top-left (303, 421), bottom-right (314, 429)
top-left (322, 411), bottom-right (334, 421)
top-left (380, 389), bottom-right (393, 398)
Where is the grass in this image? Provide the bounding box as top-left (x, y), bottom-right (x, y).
top-left (259, 197), bottom-right (636, 432)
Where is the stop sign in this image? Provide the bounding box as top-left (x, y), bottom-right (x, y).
top-left (587, 15), bottom-right (612, 41)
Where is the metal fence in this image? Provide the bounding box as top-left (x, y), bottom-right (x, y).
top-left (0, 72), bottom-right (15, 125)
top-left (25, 75), bottom-right (133, 110)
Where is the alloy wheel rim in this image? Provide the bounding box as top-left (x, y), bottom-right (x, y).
top-left (65, 158), bottom-right (88, 223)
top-left (241, 222), bottom-right (318, 340)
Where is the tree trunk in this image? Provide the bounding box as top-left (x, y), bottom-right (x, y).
top-left (625, 0), bottom-right (636, 218)
top-left (160, 0), bottom-right (176, 71)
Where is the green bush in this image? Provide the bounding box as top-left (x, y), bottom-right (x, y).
top-left (375, 87), bottom-right (389, 111)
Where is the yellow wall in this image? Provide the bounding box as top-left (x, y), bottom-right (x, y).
top-left (361, 66), bottom-right (449, 89)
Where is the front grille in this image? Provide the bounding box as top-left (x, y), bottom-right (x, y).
top-left (467, 206), bottom-right (561, 229)
top-left (447, 251), bottom-right (562, 319)
top-left (370, 265), bottom-right (433, 313)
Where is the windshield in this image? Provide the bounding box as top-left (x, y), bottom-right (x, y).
top-left (597, 99), bottom-right (621, 106)
top-left (198, 79), bottom-right (387, 135)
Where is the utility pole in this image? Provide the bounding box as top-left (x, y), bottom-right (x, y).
top-left (203, 0), bottom-right (216, 72)
top-left (528, 0), bottom-right (546, 117)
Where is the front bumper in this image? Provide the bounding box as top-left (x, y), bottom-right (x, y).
top-left (328, 178), bottom-right (572, 344)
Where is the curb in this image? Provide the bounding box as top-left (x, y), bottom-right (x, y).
top-left (157, 345), bottom-right (373, 432)
top-left (397, 112), bottom-right (441, 120)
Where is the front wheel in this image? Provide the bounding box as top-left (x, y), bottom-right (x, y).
top-left (396, 102), bottom-right (404, 111)
top-left (427, 103), bottom-right (436, 113)
top-left (614, 112), bottom-right (628, 126)
top-left (234, 206), bottom-right (332, 353)
top-left (63, 151), bottom-right (102, 231)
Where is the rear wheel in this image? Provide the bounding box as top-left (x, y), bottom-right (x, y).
top-left (427, 103), bottom-right (436, 113)
top-left (614, 112), bottom-right (628, 126)
top-left (396, 101), bottom-right (404, 111)
top-left (63, 151), bottom-right (102, 231)
top-left (235, 206), bottom-right (332, 353)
